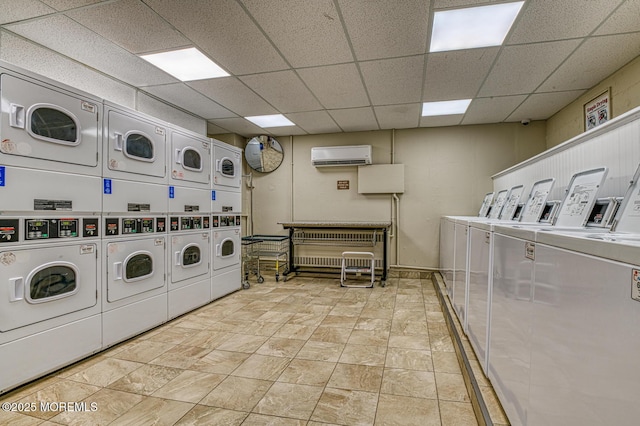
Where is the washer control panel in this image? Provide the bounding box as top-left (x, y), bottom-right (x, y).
top-left (169, 216), bottom-right (211, 232)
top-left (212, 214), bottom-right (241, 228)
top-left (0, 218), bottom-right (99, 243)
top-left (105, 217), bottom-right (166, 236)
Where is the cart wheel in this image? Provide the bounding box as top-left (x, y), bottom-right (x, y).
top-left (242, 281), bottom-right (250, 289)
top-left (257, 276), bottom-right (264, 284)
top-left (275, 273), bottom-right (279, 282)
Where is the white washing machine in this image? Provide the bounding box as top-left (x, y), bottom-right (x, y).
top-left (525, 231), bottom-right (640, 425)
top-left (212, 139), bottom-right (242, 191)
top-left (103, 101), bottom-right (168, 185)
top-left (0, 61), bottom-right (102, 177)
top-left (211, 213), bottom-right (242, 301)
top-left (0, 214), bottom-right (101, 394)
top-left (169, 125), bottom-right (211, 189)
top-left (167, 186), bottom-right (211, 319)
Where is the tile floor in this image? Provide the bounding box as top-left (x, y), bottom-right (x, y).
top-left (0, 274), bottom-right (478, 426)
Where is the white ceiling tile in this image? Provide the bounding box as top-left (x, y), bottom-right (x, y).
top-left (508, 0), bottom-right (618, 44)
top-left (240, 71), bottom-right (322, 113)
top-left (433, 0), bottom-right (495, 8)
top-left (206, 121), bottom-right (228, 136)
top-left (539, 33), bottom-right (640, 92)
top-left (360, 56), bottom-right (424, 105)
top-left (478, 40), bottom-right (581, 97)
top-left (41, 0), bottom-right (101, 11)
top-left (144, 0), bottom-right (288, 75)
top-left (137, 92), bottom-right (206, 134)
top-left (461, 95), bottom-right (527, 125)
top-left (507, 90), bottom-right (587, 121)
top-left (419, 114), bottom-right (464, 127)
top-left (285, 111), bottom-right (342, 134)
top-left (142, 83), bottom-right (236, 120)
top-left (424, 47), bottom-right (500, 101)
top-left (374, 104), bottom-right (421, 129)
top-left (208, 117), bottom-right (266, 137)
top-left (267, 126), bottom-right (307, 137)
top-left (6, 14), bottom-right (178, 86)
top-left (187, 77), bottom-right (278, 117)
top-left (241, 0), bottom-right (352, 68)
top-left (0, 29), bottom-right (136, 107)
top-left (595, 0), bottom-right (640, 35)
top-left (0, 0), bottom-right (54, 24)
top-left (297, 63), bottom-right (369, 109)
top-left (338, 0), bottom-right (429, 60)
top-left (65, 0), bottom-right (190, 54)
top-left (328, 107), bottom-right (378, 132)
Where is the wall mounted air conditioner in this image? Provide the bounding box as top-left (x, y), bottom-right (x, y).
top-left (311, 145), bottom-right (372, 167)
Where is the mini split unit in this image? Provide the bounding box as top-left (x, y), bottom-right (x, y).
top-left (311, 145), bottom-right (372, 167)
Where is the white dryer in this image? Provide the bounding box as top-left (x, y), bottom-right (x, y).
top-left (0, 61), bottom-right (102, 176)
top-left (102, 215), bottom-right (167, 347)
top-left (167, 186), bottom-right (211, 319)
top-left (169, 126), bottom-right (211, 189)
top-left (0, 214), bottom-right (101, 394)
top-left (168, 215), bottom-right (210, 319)
top-left (103, 101), bottom-right (168, 185)
top-left (211, 213), bottom-right (242, 301)
top-left (212, 139), bottom-right (242, 191)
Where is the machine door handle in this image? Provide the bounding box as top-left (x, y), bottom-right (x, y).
top-left (9, 277), bottom-right (24, 302)
top-left (114, 132), bottom-right (123, 151)
top-left (9, 104), bottom-right (25, 129)
top-left (113, 262), bottom-right (123, 280)
top-left (175, 251), bottom-right (181, 266)
top-left (215, 243), bottom-right (221, 256)
top-left (175, 149), bottom-right (182, 165)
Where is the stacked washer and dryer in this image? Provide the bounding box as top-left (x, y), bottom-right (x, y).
top-left (0, 61), bottom-right (244, 394)
top-left (101, 102), bottom-right (169, 347)
top-left (167, 126), bottom-right (212, 319)
top-left (211, 141), bottom-right (243, 301)
top-left (0, 63), bottom-right (103, 392)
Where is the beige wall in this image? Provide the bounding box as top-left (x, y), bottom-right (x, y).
top-left (231, 122), bottom-right (547, 269)
top-left (546, 56), bottom-right (640, 148)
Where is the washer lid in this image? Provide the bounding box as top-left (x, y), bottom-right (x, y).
top-left (477, 192), bottom-right (494, 217)
top-left (554, 167), bottom-right (608, 228)
top-left (612, 163), bottom-right (640, 233)
top-left (520, 178), bottom-right (555, 223)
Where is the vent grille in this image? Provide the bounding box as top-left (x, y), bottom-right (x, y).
top-left (294, 256), bottom-right (382, 269)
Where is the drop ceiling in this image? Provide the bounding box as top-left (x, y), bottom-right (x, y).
top-left (2, 0), bottom-right (639, 137)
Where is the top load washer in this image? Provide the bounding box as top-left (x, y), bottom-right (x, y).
top-left (0, 61), bottom-right (101, 176)
top-left (212, 139), bottom-right (241, 191)
top-left (169, 125), bottom-right (211, 189)
top-left (103, 101), bottom-right (167, 184)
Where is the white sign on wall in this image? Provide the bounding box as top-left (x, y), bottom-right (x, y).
top-left (584, 89), bottom-right (610, 131)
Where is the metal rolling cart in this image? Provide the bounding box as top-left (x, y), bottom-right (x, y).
top-left (241, 236), bottom-right (263, 288)
top-left (250, 234), bottom-right (290, 282)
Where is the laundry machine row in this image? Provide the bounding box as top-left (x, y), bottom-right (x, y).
top-left (0, 61), bottom-right (244, 394)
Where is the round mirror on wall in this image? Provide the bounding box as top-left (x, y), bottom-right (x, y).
top-left (245, 135), bottom-right (284, 173)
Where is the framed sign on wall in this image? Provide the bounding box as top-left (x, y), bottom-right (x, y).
top-left (584, 89), bottom-right (611, 131)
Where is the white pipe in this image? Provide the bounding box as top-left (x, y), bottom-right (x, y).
top-left (393, 193), bottom-right (400, 265)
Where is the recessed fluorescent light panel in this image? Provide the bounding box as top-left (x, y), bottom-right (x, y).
top-left (140, 47), bottom-right (229, 81)
top-left (422, 99), bottom-right (471, 117)
top-left (430, 1), bottom-right (524, 52)
top-left (245, 114), bottom-right (295, 128)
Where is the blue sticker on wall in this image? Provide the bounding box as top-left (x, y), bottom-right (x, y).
top-left (103, 178), bottom-right (112, 194)
top-left (169, 186), bottom-right (175, 199)
top-left (0, 166), bottom-right (5, 187)
top-left (211, 190), bottom-right (216, 201)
